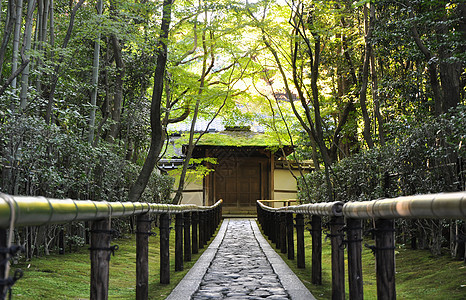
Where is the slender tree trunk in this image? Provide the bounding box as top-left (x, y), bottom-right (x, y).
top-left (88, 0), bottom-right (103, 144)
top-left (371, 53), bottom-right (385, 145)
top-left (0, 0), bottom-right (16, 79)
top-left (11, 0), bottom-right (23, 91)
top-left (128, 0), bottom-right (173, 202)
top-left (359, 4), bottom-right (375, 149)
top-left (108, 35), bottom-right (124, 140)
top-left (172, 21), bottom-right (209, 205)
top-left (108, 0), bottom-right (125, 140)
top-left (309, 32), bottom-right (334, 202)
top-left (20, 0), bottom-right (37, 110)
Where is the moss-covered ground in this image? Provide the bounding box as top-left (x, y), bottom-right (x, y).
top-left (263, 224), bottom-right (466, 300)
top-left (9, 220), bottom-right (466, 299)
top-left (11, 225), bottom-right (214, 299)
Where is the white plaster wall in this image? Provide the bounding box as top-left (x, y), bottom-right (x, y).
top-left (168, 170), bottom-right (204, 206)
top-left (273, 169), bottom-right (300, 206)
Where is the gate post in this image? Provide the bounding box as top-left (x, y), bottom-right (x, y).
top-left (329, 216), bottom-right (345, 300)
top-left (295, 214), bottom-right (305, 268)
top-left (346, 218), bottom-right (363, 300)
top-left (199, 211), bottom-right (205, 249)
top-left (160, 213), bottom-right (170, 284)
top-left (198, 212), bottom-right (205, 249)
top-left (0, 228), bottom-right (22, 299)
top-left (90, 218), bottom-right (112, 300)
top-left (280, 212), bottom-right (287, 254)
top-left (184, 212), bottom-right (191, 262)
top-left (136, 213), bottom-right (150, 300)
top-left (275, 212), bottom-right (280, 248)
top-left (286, 213), bottom-right (294, 260)
top-left (311, 215), bottom-right (322, 285)
top-left (0, 229), bottom-right (6, 297)
top-left (374, 219), bottom-right (396, 300)
top-left (175, 213), bottom-right (184, 272)
top-left (192, 212), bottom-right (199, 254)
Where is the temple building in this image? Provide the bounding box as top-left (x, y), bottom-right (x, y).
top-left (159, 126), bottom-right (312, 214)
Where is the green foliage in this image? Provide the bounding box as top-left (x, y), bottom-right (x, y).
top-left (143, 173), bottom-right (175, 203)
top-left (298, 106), bottom-right (466, 203)
top-left (0, 113), bottom-right (162, 203)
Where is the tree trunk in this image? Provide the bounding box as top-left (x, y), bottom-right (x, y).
top-left (128, 0), bottom-right (173, 202)
top-left (0, 0), bottom-right (16, 80)
top-left (371, 53), bottom-right (385, 145)
top-left (108, 0), bottom-right (125, 141)
top-left (11, 0), bottom-right (23, 91)
top-left (359, 3), bottom-right (375, 149)
top-left (172, 24), bottom-right (209, 205)
top-left (88, 0), bottom-right (103, 144)
top-left (108, 35), bottom-right (124, 140)
top-left (20, 0), bottom-right (37, 110)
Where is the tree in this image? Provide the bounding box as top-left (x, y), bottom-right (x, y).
top-left (88, 0), bottom-right (103, 144)
top-left (128, 0), bottom-right (173, 202)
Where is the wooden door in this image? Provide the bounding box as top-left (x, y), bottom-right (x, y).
top-left (214, 159), bottom-right (265, 209)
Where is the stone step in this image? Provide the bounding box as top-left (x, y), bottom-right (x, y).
top-left (221, 214), bottom-right (257, 219)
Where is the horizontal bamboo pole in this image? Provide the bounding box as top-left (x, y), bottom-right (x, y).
top-left (257, 191), bottom-right (466, 219)
top-left (257, 200), bottom-right (344, 216)
top-left (342, 192), bottom-right (466, 219)
top-left (0, 193), bottom-right (222, 228)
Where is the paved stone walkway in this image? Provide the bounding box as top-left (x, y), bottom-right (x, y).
top-left (191, 220), bottom-right (289, 300)
top-left (166, 219), bottom-right (315, 300)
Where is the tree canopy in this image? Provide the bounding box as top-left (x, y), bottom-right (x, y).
top-left (0, 0), bottom-right (464, 204)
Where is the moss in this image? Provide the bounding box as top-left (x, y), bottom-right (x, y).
top-left (259, 220), bottom-right (466, 300)
top-left (175, 131), bottom-right (284, 147)
top-left (12, 225), bottom-right (219, 299)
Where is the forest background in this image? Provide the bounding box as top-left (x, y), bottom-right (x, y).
top-left (0, 0), bottom-right (465, 257)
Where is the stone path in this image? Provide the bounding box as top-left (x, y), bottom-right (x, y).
top-left (191, 220), bottom-right (289, 300)
top-left (166, 219), bottom-right (315, 300)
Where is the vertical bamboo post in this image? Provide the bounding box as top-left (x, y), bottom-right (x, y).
top-left (175, 213), bottom-right (183, 272)
top-left (286, 213), bottom-right (294, 260)
top-left (311, 215), bottom-right (322, 285)
top-left (90, 219), bottom-right (111, 300)
top-left (136, 213), bottom-right (150, 300)
top-left (184, 212), bottom-right (191, 262)
top-left (160, 213), bottom-right (170, 284)
top-left (192, 211), bottom-right (199, 254)
top-left (346, 218), bottom-right (364, 300)
top-left (375, 219), bottom-right (396, 300)
top-left (295, 214), bottom-right (305, 268)
top-left (280, 212), bottom-right (287, 254)
top-left (330, 216), bottom-right (345, 300)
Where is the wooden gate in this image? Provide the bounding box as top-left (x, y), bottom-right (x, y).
top-left (214, 158), bottom-right (267, 211)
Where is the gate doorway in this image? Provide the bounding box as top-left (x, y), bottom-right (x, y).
top-left (214, 158), bottom-right (267, 210)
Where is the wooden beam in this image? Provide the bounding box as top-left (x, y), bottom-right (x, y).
top-left (160, 213), bottom-right (170, 284)
top-left (136, 213), bottom-right (150, 300)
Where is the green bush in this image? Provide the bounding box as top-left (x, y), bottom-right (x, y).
top-left (298, 105), bottom-right (466, 203)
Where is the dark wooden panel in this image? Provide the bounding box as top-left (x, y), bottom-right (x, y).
top-left (214, 158), bottom-right (263, 208)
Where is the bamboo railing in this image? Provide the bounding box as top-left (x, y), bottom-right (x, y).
top-left (257, 191), bottom-right (466, 300)
top-left (0, 193), bottom-right (222, 300)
